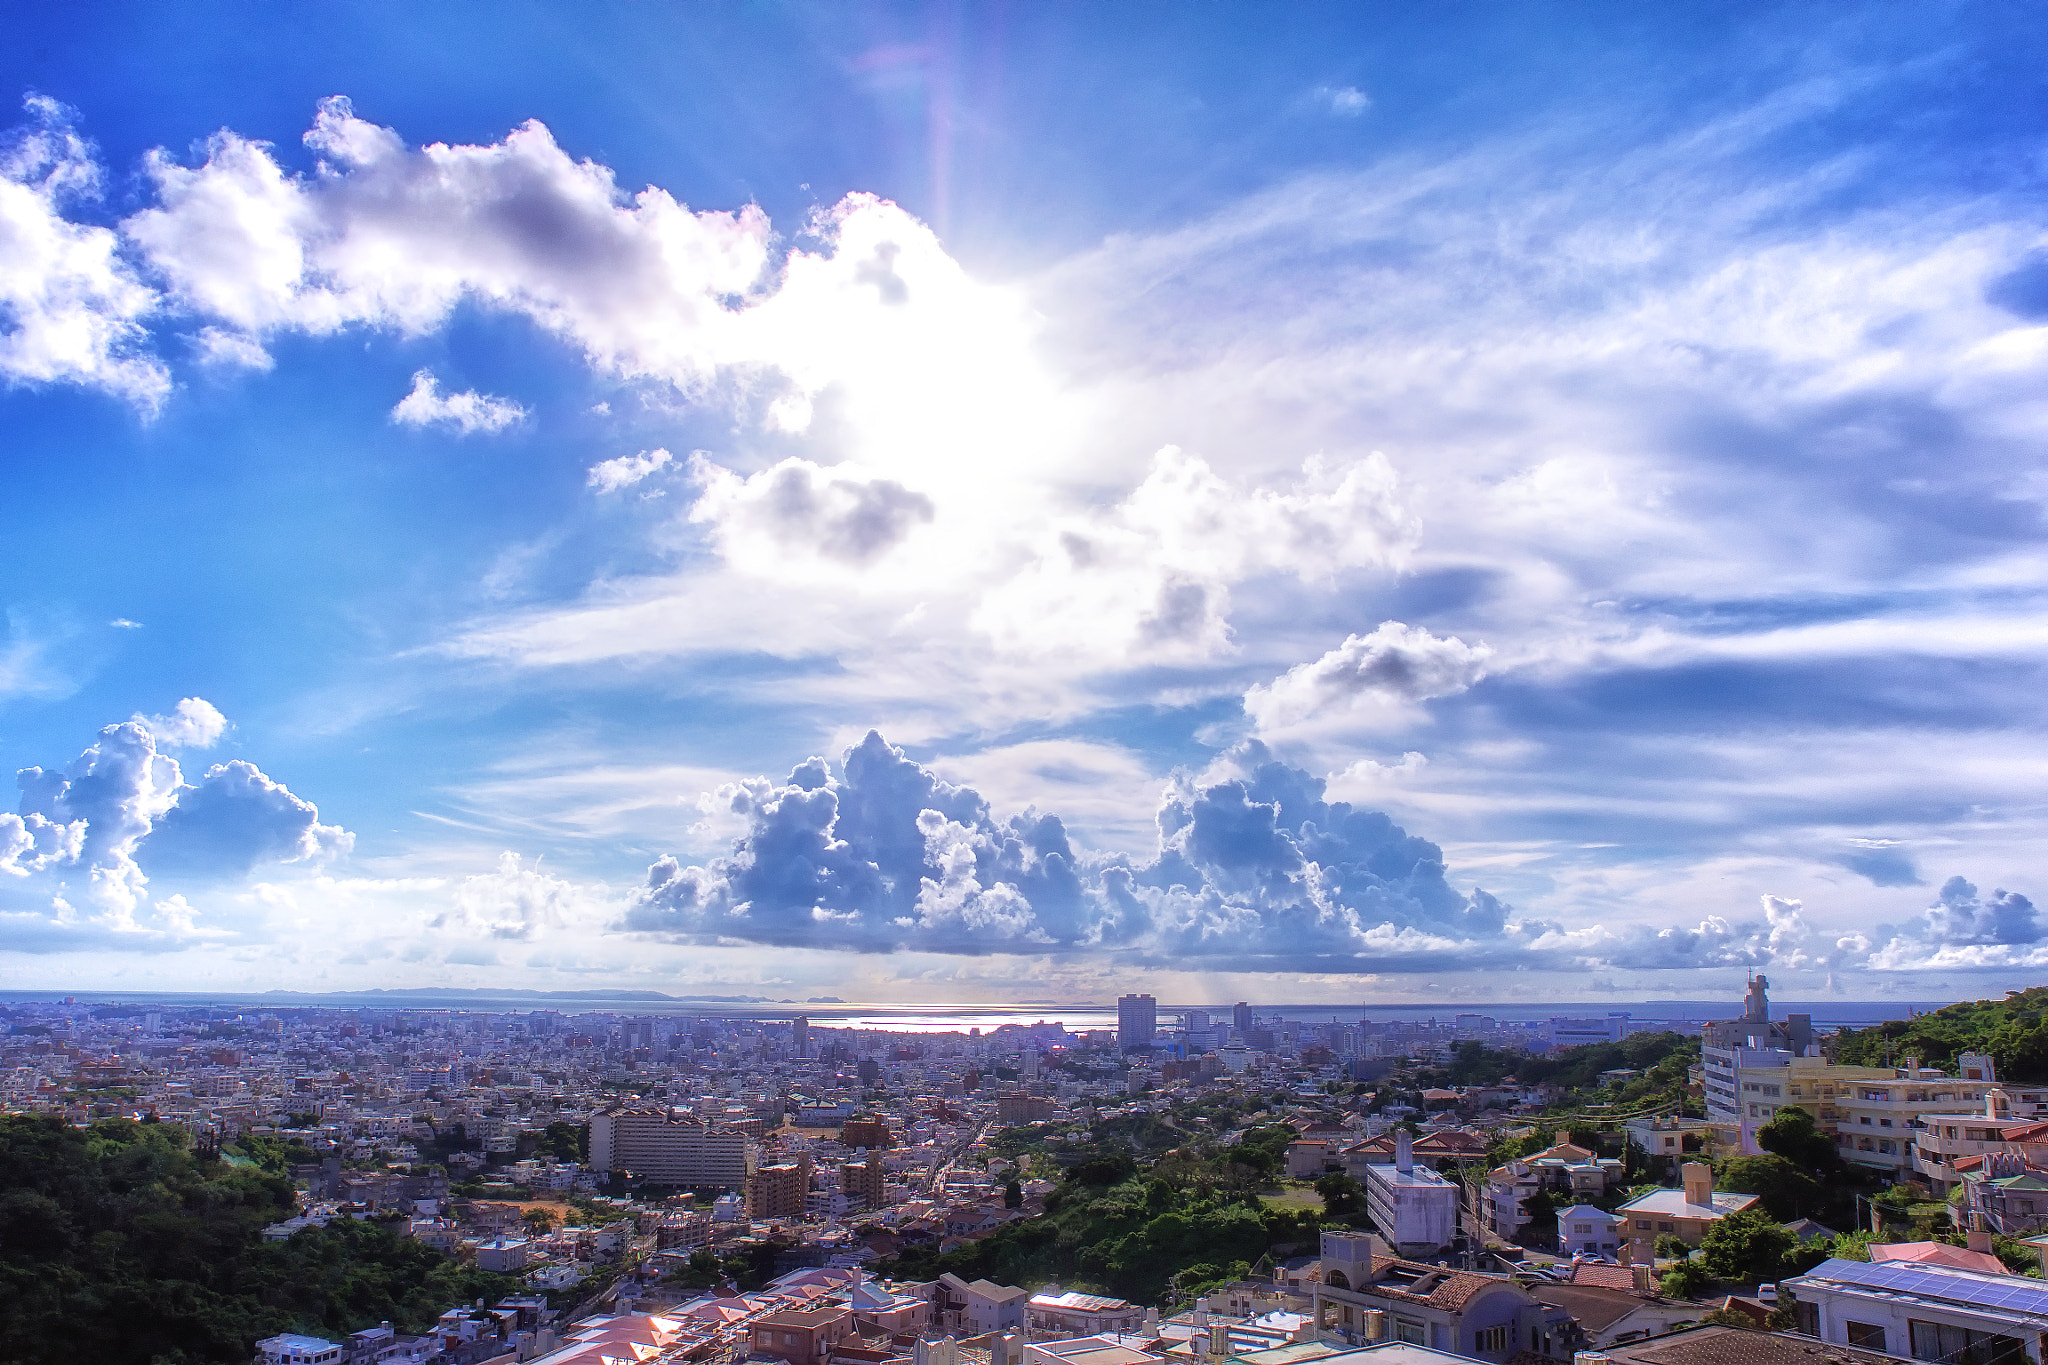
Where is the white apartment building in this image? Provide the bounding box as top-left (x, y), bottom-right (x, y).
top-left (1700, 975), bottom-right (1815, 1154)
top-left (1911, 1078), bottom-right (2048, 1190)
top-left (588, 1106), bottom-right (754, 1188)
top-left (1362, 1131), bottom-right (1460, 1257)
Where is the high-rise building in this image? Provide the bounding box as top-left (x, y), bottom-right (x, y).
top-left (842, 1149), bottom-right (885, 1210)
top-left (792, 1014), bottom-right (810, 1059)
top-left (1232, 1002), bottom-right (1254, 1038)
top-left (1117, 993), bottom-right (1156, 1052)
top-left (1184, 1010), bottom-right (1210, 1035)
top-left (746, 1152), bottom-right (812, 1219)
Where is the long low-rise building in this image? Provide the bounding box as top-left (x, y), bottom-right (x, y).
top-left (588, 1106), bottom-right (753, 1188)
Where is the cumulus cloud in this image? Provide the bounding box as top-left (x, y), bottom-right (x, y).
top-left (140, 760), bottom-right (352, 877)
top-left (134, 696), bottom-right (227, 749)
top-left (123, 96), bottom-right (775, 386)
top-left (7, 717), bottom-right (350, 931)
top-left (1245, 622), bottom-right (1492, 730)
top-left (625, 731), bottom-right (1526, 970)
top-left (435, 852), bottom-right (602, 941)
top-left (687, 454), bottom-right (936, 572)
top-left (1916, 875), bottom-right (2040, 946)
top-left (587, 446), bottom-right (674, 492)
top-left (0, 97), bottom-right (166, 406)
top-left (390, 369), bottom-right (526, 434)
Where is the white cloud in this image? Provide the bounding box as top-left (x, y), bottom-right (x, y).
top-left (1246, 622), bottom-right (1492, 731)
top-left (135, 696), bottom-right (227, 749)
top-left (973, 447), bottom-right (1417, 663)
top-left (390, 369), bottom-right (526, 434)
top-left (0, 97), bottom-right (167, 406)
top-left (687, 453), bottom-right (936, 574)
top-left (587, 446), bottom-right (674, 492)
top-left (437, 852), bottom-right (607, 941)
top-left (1312, 85), bottom-right (1372, 117)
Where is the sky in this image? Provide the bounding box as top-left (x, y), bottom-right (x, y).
top-left (2, 1), bottom-right (2047, 1006)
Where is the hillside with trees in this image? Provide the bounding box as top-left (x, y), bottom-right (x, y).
top-left (1829, 987), bottom-right (2048, 1082)
top-left (0, 1115), bottom-right (517, 1365)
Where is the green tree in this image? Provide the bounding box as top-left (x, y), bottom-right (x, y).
top-left (1756, 1107), bottom-right (1837, 1176)
top-left (1700, 1207), bottom-right (1795, 1283)
top-left (1718, 1154), bottom-right (1823, 1221)
top-left (1004, 1179), bottom-right (1023, 1209)
top-left (1654, 1233), bottom-right (1691, 1260)
top-left (1660, 1259), bottom-right (1716, 1299)
top-left (1314, 1171), bottom-right (1364, 1217)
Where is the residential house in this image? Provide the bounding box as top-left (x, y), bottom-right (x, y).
top-left (934, 1273), bottom-right (1028, 1335)
top-left (1310, 1231), bottom-right (1580, 1359)
top-left (1955, 1152), bottom-right (2048, 1235)
top-left (1614, 1163), bottom-right (1759, 1258)
top-left (1026, 1290), bottom-right (1149, 1337)
top-left (1522, 1263), bottom-right (1704, 1348)
top-left (1783, 1255), bottom-right (2048, 1362)
top-left (1553, 1206), bottom-right (1624, 1259)
top-left (748, 1306), bottom-right (854, 1365)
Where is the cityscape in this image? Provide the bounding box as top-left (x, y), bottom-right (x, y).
top-left (6, 4), bottom-right (2048, 1365)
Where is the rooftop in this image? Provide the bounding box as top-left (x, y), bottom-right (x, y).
top-left (1615, 1188), bottom-right (1758, 1220)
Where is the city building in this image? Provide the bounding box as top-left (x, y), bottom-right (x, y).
top-left (1361, 1132), bottom-right (1460, 1257)
top-left (1233, 1003), bottom-right (1255, 1038)
top-left (588, 1107), bottom-right (753, 1188)
top-left (1118, 995), bottom-right (1156, 1053)
top-left (748, 1306), bottom-right (853, 1365)
top-left (748, 1155), bottom-right (812, 1219)
top-left (1701, 975), bottom-right (1814, 1154)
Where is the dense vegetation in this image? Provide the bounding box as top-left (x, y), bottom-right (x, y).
top-left (1438, 1031), bottom-right (1702, 1115)
top-left (880, 1132), bottom-right (1333, 1304)
top-left (0, 1115), bottom-right (517, 1365)
top-left (1830, 987), bottom-right (2048, 1082)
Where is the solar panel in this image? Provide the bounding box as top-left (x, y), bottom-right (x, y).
top-left (1794, 1256), bottom-right (2048, 1319)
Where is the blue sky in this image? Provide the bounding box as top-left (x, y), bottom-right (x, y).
top-left (3, 1), bottom-right (2047, 1003)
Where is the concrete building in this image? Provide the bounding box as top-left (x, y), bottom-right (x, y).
top-left (1310, 1232), bottom-right (1577, 1357)
top-left (1701, 975), bottom-right (1813, 1154)
top-left (1553, 1205), bottom-right (1624, 1259)
top-left (475, 1237), bottom-right (530, 1272)
top-left (588, 1107), bottom-right (753, 1188)
top-left (1614, 1162), bottom-right (1760, 1257)
top-left (748, 1306), bottom-right (852, 1365)
top-left (934, 1273), bottom-right (1029, 1334)
top-left (1361, 1131), bottom-right (1460, 1257)
top-left (1118, 995), bottom-right (1156, 1053)
top-left (748, 1155), bottom-right (812, 1219)
top-left (258, 1336), bottom-right (344, 1365)
top-left (1026, 1290), bottom-right (1148, 1337)
top-left (1233, 1003), bottom-right (1255, 1038)
top-left (1784, 1255), bottom-right (2048, 1361)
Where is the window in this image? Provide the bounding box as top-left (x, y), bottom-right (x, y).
top-left (1880, 1118), bottom-right (1893, 1127)
top-left (1475, 1326), bottom-right (1509, 1355)
top-left (1394, 1319), bottom-right (1425, 1346)
top-left (1658, 1221), bottom-right (1674, 1232)
top-left (1878, 1140), bottom-right (1896, 1155)
top-left (1635, 1220), bottom-right (1652, 1230)
top-left (1846, 1322), bottom-right (1886, 1351)
top-left (1909, 1318), bottom-right (2027, 1365)
top-left (1861, 1117), bottom-right (1874, 1126)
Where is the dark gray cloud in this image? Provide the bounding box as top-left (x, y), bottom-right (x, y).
top-left (1837, 844), bottom-right (1924, 888)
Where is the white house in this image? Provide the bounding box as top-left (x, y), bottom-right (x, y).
top-left (1783, 1255), bottom-right (2048, 1361)
top-left (1553, 1206), bottom-right (1624, 1259)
